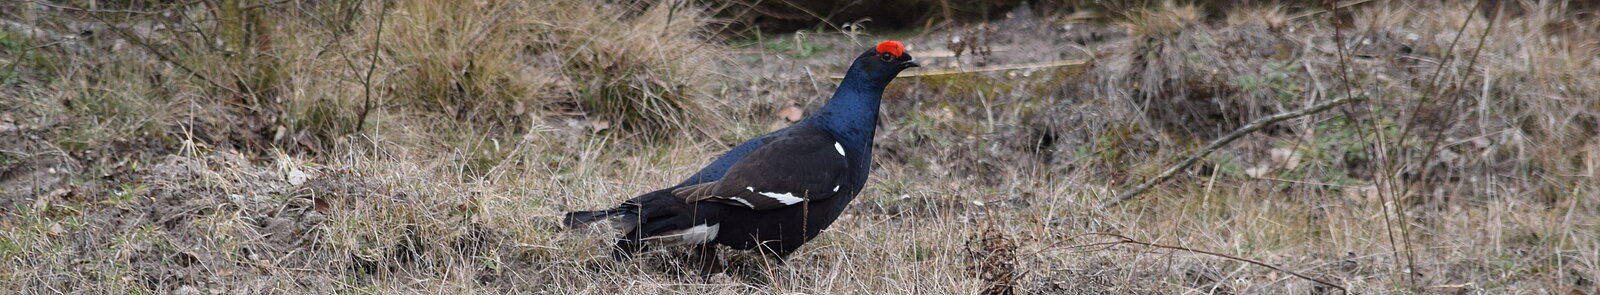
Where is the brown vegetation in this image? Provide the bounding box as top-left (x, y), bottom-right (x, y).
top-left (2, 0), bottom-right (1596, 293)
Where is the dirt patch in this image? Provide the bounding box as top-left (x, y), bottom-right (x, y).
top-left (4, 150), bottom-right (422, 293)
top-left (1018, 256), bottom-right (1153, 294)
top-left (0, 124), bottom-right (80, 209)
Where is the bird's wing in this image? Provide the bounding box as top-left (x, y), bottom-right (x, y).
top-left (672, 126), bottom-right (849, 210)
top-left (674, 131), bottom-right (780, 186)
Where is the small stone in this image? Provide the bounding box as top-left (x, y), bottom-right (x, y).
top-left (228, 194), bottom-right (248, 206)
top-left (1245, 166), bottom-right (1271, 178)
top-left (287, 169), bottom-right (309, 186)
top-left (1269, 148), bottom-right (1302, 167)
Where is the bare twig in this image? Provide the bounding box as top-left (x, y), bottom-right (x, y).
top-left (1099, 93), bottom-right (1361, 209)
top-left (1324, 0), bottom-right (1412, 287)
top-left (71, 3), bottom-right (243, 96)
top-left (1038, 232), bottom-right (1350, 294)
top-left (661, 0), bottom-right (683, 38)
top-left (354, 0), bottom-right (391, 133)
top-left (1394, 0), bottom-right (1486, 151)
top-left (1408, 3), bottom-right (1498, 203)
top-left (1394, 6), bottom-right (1498, 287)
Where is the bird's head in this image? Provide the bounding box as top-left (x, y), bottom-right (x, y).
top-left (851, 41), bottom-right (919, 83)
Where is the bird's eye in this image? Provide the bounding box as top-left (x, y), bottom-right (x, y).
top-left (879, 53), bottom-right (894, 62)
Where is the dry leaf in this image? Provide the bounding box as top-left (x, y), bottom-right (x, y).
top-left (313, 196), bottom-right (332, 214)
top-left (47, 223), bottom-right (66, 237)
top-left (590, 120), bottom-right (611, 131)
top-left (777, 106), bottom-right (804, 121)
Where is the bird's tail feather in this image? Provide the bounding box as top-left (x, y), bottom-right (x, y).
top-left (562, 208), bottom-right (627, 229)
top-left (567, 190), bottom-right (684, 260)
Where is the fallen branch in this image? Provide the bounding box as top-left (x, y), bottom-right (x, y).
top-left (1039, 232), bottom-right (1350, 294)
top-left (827, 59), bottom-right (1088, 79)
top-left (1100, 93), bottom-right (1361, 209)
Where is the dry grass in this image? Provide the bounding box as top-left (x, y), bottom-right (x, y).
top-left (2, 0), bottom-right (1598, 294)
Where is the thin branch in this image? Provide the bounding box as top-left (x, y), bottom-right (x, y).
top-left (1326, 1), bottom-right (1412, 287)
top-left (71, 3), bottom-right (242, 96)
top-left (1400, 5), bottom-right (1498, 283)
top-left (1100, 93), bottom-right (1361, 209)
top-left (1410, 3), bottom-right (1498, 200)
top-left (1037, 232), bottom-right (1350, 294)
top-left (354, 0), bottom-right (391, 133)
top-left (1394, 0), bottom-right (1485, 153)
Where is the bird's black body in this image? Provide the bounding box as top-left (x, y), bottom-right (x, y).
top-left (564, 42), bottom-right (917, 270)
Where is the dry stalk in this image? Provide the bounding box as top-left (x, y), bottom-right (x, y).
top-left (1326, 0), bottom-right (1416, 287)
top-left (1039, 232), bottom-right (1350, 294)
top-left (69, 3), bottom-right (242, 96)
top-left (1406, 3), bottom-right (1498, 204)
top-left (1386, 3), bottom-right (1497, 288)
top-left (1322, 2), bottom-right (1407, 287)
top-left (1327, 1), bottom-right (1492, 289)
top-left (354, 0), bottom-right (391, 133)
top-left (1100, 93), bottom-right (1361, 209)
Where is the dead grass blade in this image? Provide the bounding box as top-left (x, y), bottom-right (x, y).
top-left (1101, 93), bottom-right (1361, 209)
top-left (1039, 232), bottom-right (1351, 294)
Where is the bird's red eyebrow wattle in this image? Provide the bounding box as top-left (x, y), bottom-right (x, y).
top-left (876, 41), bottom-right (905, 58)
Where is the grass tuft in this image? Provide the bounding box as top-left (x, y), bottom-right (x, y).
top-left (0, 1), bottom-right (1596, 294)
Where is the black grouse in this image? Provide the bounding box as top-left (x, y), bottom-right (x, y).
top-left (564, 41), bottom-right (918, 272)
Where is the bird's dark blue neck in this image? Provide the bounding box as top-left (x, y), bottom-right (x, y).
top-left (804, 65), bottom-right (885, 200)
top-left (806, 68), bottom-right (886, 146)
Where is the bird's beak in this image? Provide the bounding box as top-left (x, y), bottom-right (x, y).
top-left (904, 57), bottom-right (920, 68)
